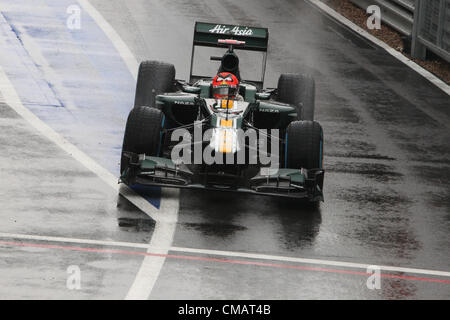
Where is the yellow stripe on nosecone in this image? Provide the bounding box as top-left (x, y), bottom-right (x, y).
top-left (219, 130), bottom-right (232, 153)
top-left (220, 119), bottom-right (233, 128)
top-left (221, 99), bottom-right (234, 109)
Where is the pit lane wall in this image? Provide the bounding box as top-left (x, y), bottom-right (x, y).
top-left (349, 0), bottom-right (450, 62)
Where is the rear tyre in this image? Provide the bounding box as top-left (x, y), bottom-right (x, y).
top-left (277, 73), bottom-right (315, 121)
top-left (120, 106), bottom-right (164, 174)
top-left (134, 61), bottom-right (175, 108)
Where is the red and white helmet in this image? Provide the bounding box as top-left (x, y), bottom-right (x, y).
top-left (212, 72), bottom-right (239, 99)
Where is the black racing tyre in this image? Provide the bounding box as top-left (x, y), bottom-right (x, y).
top-left (120, 106), bottom-right (164, 174)
top-left (284, 120), bottom-right (323, 170)
top-left (277, 73), bottom-right (315, 121)
top-left (134, 60), bottom-right (175, 108)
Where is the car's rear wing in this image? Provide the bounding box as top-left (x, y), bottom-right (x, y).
top-left (190, 22), bottom-right (269, 88)
top-left (193, 22), bottom-right (269, 51)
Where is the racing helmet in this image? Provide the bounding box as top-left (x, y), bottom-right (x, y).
top-left (212, 72), bottom-right (239, 99)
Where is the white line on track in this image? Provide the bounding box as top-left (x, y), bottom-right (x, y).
top-left (0, 232), bottom-right (449, 278)
top-left (0, 66), bottom-right (160, 222)
top-left (123, 190), bottom-right (178, 300)
top-left (76, 0), bottom-right (179, 300)
top-left (0, 2), bottom-right (179, 300)
top-left (77, 0), bottom-right (139, 80)
top-left (306, 0), bottom-right (450, 97)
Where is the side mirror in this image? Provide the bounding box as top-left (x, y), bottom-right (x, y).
top-left (255, 92), bottom-right (271, 100)
top-left (183, 86), bottom-right (201, 94)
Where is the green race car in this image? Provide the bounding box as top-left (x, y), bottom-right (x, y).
top-left (120, 22), bottom-right (324, 202)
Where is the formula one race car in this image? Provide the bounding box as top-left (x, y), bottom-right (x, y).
top-left (120, 22), bottom-right (324, 202)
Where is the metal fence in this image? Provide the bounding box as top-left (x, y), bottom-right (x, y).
top-left (349, 0), bottom-right (415, 36)
top-left (412, 0), bottom-right (450, 61)
top-left (349, 0), bottom-right (450, 62)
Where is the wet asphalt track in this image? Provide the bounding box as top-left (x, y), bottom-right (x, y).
top-left (0, 0), bottom-right (449, 299)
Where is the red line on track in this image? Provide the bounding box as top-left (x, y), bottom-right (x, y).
top-left (1, 240), bottom-right (449, 284)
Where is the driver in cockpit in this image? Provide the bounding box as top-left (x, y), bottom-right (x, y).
top-left (212, 72), bottom-right (244, 101)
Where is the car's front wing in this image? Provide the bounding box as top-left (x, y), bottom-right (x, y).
top-left (120, 153), bottom-right (324, 201)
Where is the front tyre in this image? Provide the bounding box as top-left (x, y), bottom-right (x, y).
top-left (120, 106), bottom-right (164, 174)
top-left (285, 120), bottom-right (324, 205)
top-left (285, 120), bottom-right (323, 170)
